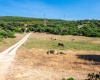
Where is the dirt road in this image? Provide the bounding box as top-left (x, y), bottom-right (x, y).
top-left (0, 33), bottom-right (31, 80)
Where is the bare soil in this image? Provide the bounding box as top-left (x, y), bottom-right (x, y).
top-left (0, 33), bottom-right (30, 80)
top-left (6, 33), bottom-right (100, 80)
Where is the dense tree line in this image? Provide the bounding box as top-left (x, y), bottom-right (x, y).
top-left (27, 20), bottom-right (100, 37)
top-left (0, 16), bottom-right (100, 40)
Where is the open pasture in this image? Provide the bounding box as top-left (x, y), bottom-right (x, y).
top-left (4, 33), bottom-right (100, 80)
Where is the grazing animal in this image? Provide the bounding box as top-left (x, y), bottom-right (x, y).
top-left (58, 43), bottom-right (64, 47)
top-left (71, 39), bottom-right (75, 41)
top-left (53, 39), bottom-right (56, 40)
top-left (50, 37), bottom-right (56, 41)
top-left (47, 50), bottom-right (57, 54)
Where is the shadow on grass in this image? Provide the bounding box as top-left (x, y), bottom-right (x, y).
top-left (76, 54), bottom-right (100, 65)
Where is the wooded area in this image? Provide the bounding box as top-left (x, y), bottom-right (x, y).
top-left (0, 16), bottom-right (100, 40)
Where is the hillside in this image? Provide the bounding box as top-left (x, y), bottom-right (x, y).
top-left (0, 16), bottom-right (100, 80)
top-left (0, 16), bottom-right (100, 40)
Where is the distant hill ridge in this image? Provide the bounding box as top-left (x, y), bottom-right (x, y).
top-left (0, 16), bottom-right (100, 38)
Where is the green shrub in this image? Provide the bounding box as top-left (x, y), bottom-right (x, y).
top-left (67, 77), bottom-right (75, 80)
top-left (6, 31), bottom-right (16, 38)
top-left (86, 72), bottom-right (100, 80)
top-left (0, 30), bottom-right (16, 38)
top-left (61, 77), bottom-right (75, 80)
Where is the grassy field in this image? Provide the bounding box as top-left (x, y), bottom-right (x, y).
top-left (2, 33), bottom-right (100, 80)
top-left (23, 33), bottom-right (100, 51)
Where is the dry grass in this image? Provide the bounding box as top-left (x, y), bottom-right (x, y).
top-left (0, 33), bottom-right (27, 52)
top-left (7, 49), bottom-right (100, 80)
top-left (3, 33), bottom-right (100, 80)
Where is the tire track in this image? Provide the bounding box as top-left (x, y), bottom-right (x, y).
top-left (0, 33), bottom-right (31, 80)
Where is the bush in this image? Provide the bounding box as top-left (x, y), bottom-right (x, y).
top-left (14, 27), bottom-right (23, 33)
top-left (6, 31), bottom-right (16, 38)
top-left (86, 72), bottom-right (100, 80)
top-left (67, 77), bottom-right (75, 80)
top-left (61, 77), bottom-right (75, 80)
top-left (0, 30), bottom-right (16, 38)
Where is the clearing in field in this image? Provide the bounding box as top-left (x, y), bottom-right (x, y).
top-left (1, 33), bottom-right (100, 80)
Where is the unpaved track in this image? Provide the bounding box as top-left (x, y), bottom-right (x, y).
top-left (0, 33), bottom-right (31, 80)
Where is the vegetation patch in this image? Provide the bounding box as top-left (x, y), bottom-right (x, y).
top-left (86, 72), bottom-right (100, 80)
top-left (61, 77), bottom-right (75, 80)
top-left (23, 34), bottom-right (100, 51)
top-left (0, 30), bottom-right (16, 39)
top-left (0, 16), bottom-right (100, 38)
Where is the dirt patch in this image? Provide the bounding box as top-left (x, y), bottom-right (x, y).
top-left (7, 48), bottom-right (100, 80)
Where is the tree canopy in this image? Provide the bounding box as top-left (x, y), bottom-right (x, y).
top-left (0, 16), bottom-right (100, 40)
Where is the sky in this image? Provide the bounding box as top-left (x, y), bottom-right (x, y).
top-left (0, 0), bottom-right (100, 20)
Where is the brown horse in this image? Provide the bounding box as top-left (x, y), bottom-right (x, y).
top-left (58, 43), bottom-right (64, 47)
